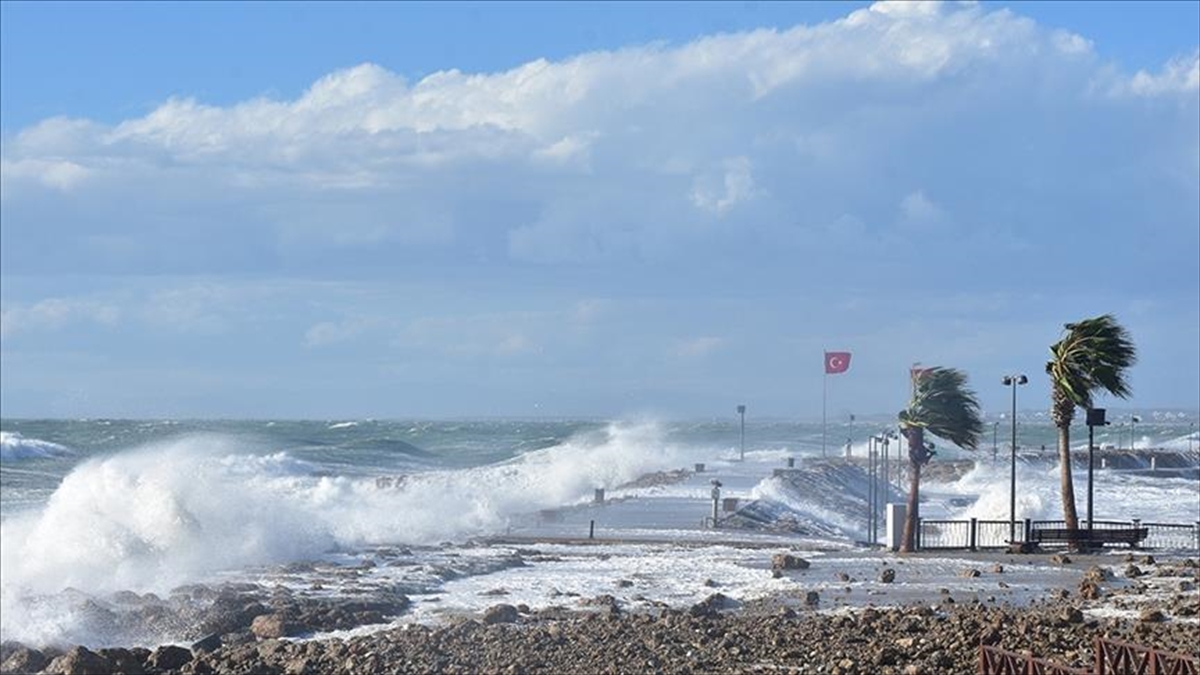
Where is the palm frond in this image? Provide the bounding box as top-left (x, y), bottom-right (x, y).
top-left (897, 366), bottom-right (984, 450)
top-left (1046, 314), bottom-right (1137, 408)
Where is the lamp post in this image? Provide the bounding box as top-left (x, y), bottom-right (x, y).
top-left (1085, 408), bottom-right (1109, 531)
top-left (1002, 374), bottom-right (1028, 543)
top-left (992, 421), bottom-right (999, 463)
top-left (1130, 414), bottom-right (1141, 451)
top-left (737, 405), bottom-right (746, 461)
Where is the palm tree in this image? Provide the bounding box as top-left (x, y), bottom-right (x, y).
top-left (1046, 314), bottom-right (1137, 532)
top-left (898, 367), bottom-right (983, 553)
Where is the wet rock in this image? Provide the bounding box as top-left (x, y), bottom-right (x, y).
top-left (251, 613), bottom-right (297, 639)
top-left (1140, 555), bottom-right (1156, 566)
top-left (98, 648), bottom-right (145, 674)
top-left (771, 554), bottom-right (810, 571)
top-left (1125, 564), bottom-right (1144, 578)
top-left (804, 591), bottom-right (820, 607)
top-left (1078, 580), bottom-right (1102, 600)
top-left (1057, 606), bottom-right (1084, 625)
top-left (836, 572), bottom-right (852, 582)
top-left (616, 579), bottom-right (634, 588)
top-left (959, 568), bottom-right (981, 578)
top-left (1138, 608), bottom-right (1166, 623)
top-left (879, 568), bottom-right (896, 583)
top-left (689, 593), bottom-right (729, 618)
top-left (148, 645), bottom-right (193, 671)
top-left (1050, 554), bottom-right (1071, 565)
top-left (43, 646), bottom-right (111, 675)
top-left (1, 646), bottom-right (49, 675)
top-left (990, 564), bottom-right (1004, 573)
top-left (482, 604), bottom-right (520, 625)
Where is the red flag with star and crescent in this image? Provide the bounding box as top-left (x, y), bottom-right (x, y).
top-left (824, 351), bottom-right (851, 374)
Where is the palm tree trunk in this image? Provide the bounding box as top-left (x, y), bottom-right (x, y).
top-left (899, 427), bottom-right (925, 553)
top-left (1058, 423), bottom-right (1079, 531)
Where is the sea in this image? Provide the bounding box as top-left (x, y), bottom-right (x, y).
top-left (2, 415), bottom-right (1197, 648)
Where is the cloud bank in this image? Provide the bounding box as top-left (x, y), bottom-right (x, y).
top-left (1, 1), bottom-right (1197, 416)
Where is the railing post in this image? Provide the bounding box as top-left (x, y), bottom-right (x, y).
top-left (917, 517), bottom-right (922, 551)
top-left (969, 518), bottom-right (978, 551)
top-left (1023, 518), bottom-right (1032, 543)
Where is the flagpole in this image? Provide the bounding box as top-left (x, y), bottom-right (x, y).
top-left (822, 354), bottom-right (828, 458)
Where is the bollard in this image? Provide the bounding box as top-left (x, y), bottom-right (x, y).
top-left (1023, 518), bottom-right (1033, 544)
top-left (589, 520), bottom-right (595, 540)
top-left (594, 488), bottom-right (605, 504)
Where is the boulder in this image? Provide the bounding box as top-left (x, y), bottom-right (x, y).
top-left (1057, 606), bottom-right (1084, 625)
top-left (97, 648), bottom-right (146, 675)
top-left (147, 645), bottom-right (192, 671)
top-left (191, 632), bottom-right (223, 653)
top-left (804, 590), bottom-right (820, 607)
top-left (1, 646), bottom-right (49, 675)
top-left (251, 613), bottom-right (297, 639)
top-left (1078, 580), bottom-right (1103, 600)
top-left (1125, 564), bottom-right (1144, 578)
top-left (43, 646), bottom-right (111, 675)
top-left (771, 554), bottom-right (811, 571)
top-left (482, 604), bottom-right (520, 625)
top-left (879, 568), bottom-right (896, 584)
top-left (1138, 608), bottom-right (1166, 623)
top-left (959, 568), bottom-right (981, 578)
top-left (689, 593), bottom-right (729, 618)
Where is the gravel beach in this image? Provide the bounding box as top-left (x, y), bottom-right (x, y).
top-left (3, 551), bottom-right (1196, 675)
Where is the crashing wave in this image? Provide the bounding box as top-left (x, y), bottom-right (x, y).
top-left (0, 431), bottom-right (73, 462)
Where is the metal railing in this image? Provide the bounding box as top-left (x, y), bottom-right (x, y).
top-left (1142, 522), bottom-right (1200, 550)
top-left (980, 637), bottom-right (1197, 675)
top-left (980, 645), bottom-right (1090, 674)
top-left (917, 518), bottom-right (1199, 552)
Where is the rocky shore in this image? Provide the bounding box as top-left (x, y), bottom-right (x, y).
top-left (3, 555), bottom-right (1196, 675)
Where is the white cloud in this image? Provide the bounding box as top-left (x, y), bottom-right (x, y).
top-left (0, 1), bottom-right (1195, 277)
top-left (691, 157), bottom-right (758, 215)
top-left (897, 190), bottom-right (949, 233)
top-left (0, 298), bottom-right (118, 338)
top-left (1122, 50), bottom-right (1200, 97)
top-left (304, 318), bottom-right (374, 348)
top-left (673, 336), bottom-right (726, 359)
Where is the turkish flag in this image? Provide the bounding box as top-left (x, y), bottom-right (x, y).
top-left (825, 351), bottom-right (851, 374)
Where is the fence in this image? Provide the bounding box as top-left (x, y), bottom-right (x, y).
top-left (980, 637), bottom-right (1197, 675)
top-left (916, 518), bottom-right (1200, 552)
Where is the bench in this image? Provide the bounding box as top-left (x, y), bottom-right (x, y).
top-left (1031, 527), bottom-right (1148, 549)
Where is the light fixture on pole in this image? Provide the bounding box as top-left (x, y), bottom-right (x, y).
top-left (1001, 374), bottom-right (1028, 544)
top-left (1085, 408), bottom-right (1109, 531)
top-left (1130, 414), bottom-right (1141, 451)
top-left (736, 405), bottom-right (746, 462)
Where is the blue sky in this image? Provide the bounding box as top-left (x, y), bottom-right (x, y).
top-left (1, 0), bottom-right (1197, 419)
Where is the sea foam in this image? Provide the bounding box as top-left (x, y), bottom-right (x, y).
top-left (0, 422), bottom-right (681, 644)
top-left (0, 431), bottom-right (73, 462)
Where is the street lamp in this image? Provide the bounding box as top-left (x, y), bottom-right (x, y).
top-left (1002, 374), bottom-right (1028, 543)
top-left (1085, 408), bottom-right (1109, 531)
top-left (737, 405), bottom-right (746, 461)
top-left (1130, 414), bottom-right (1141, 451)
